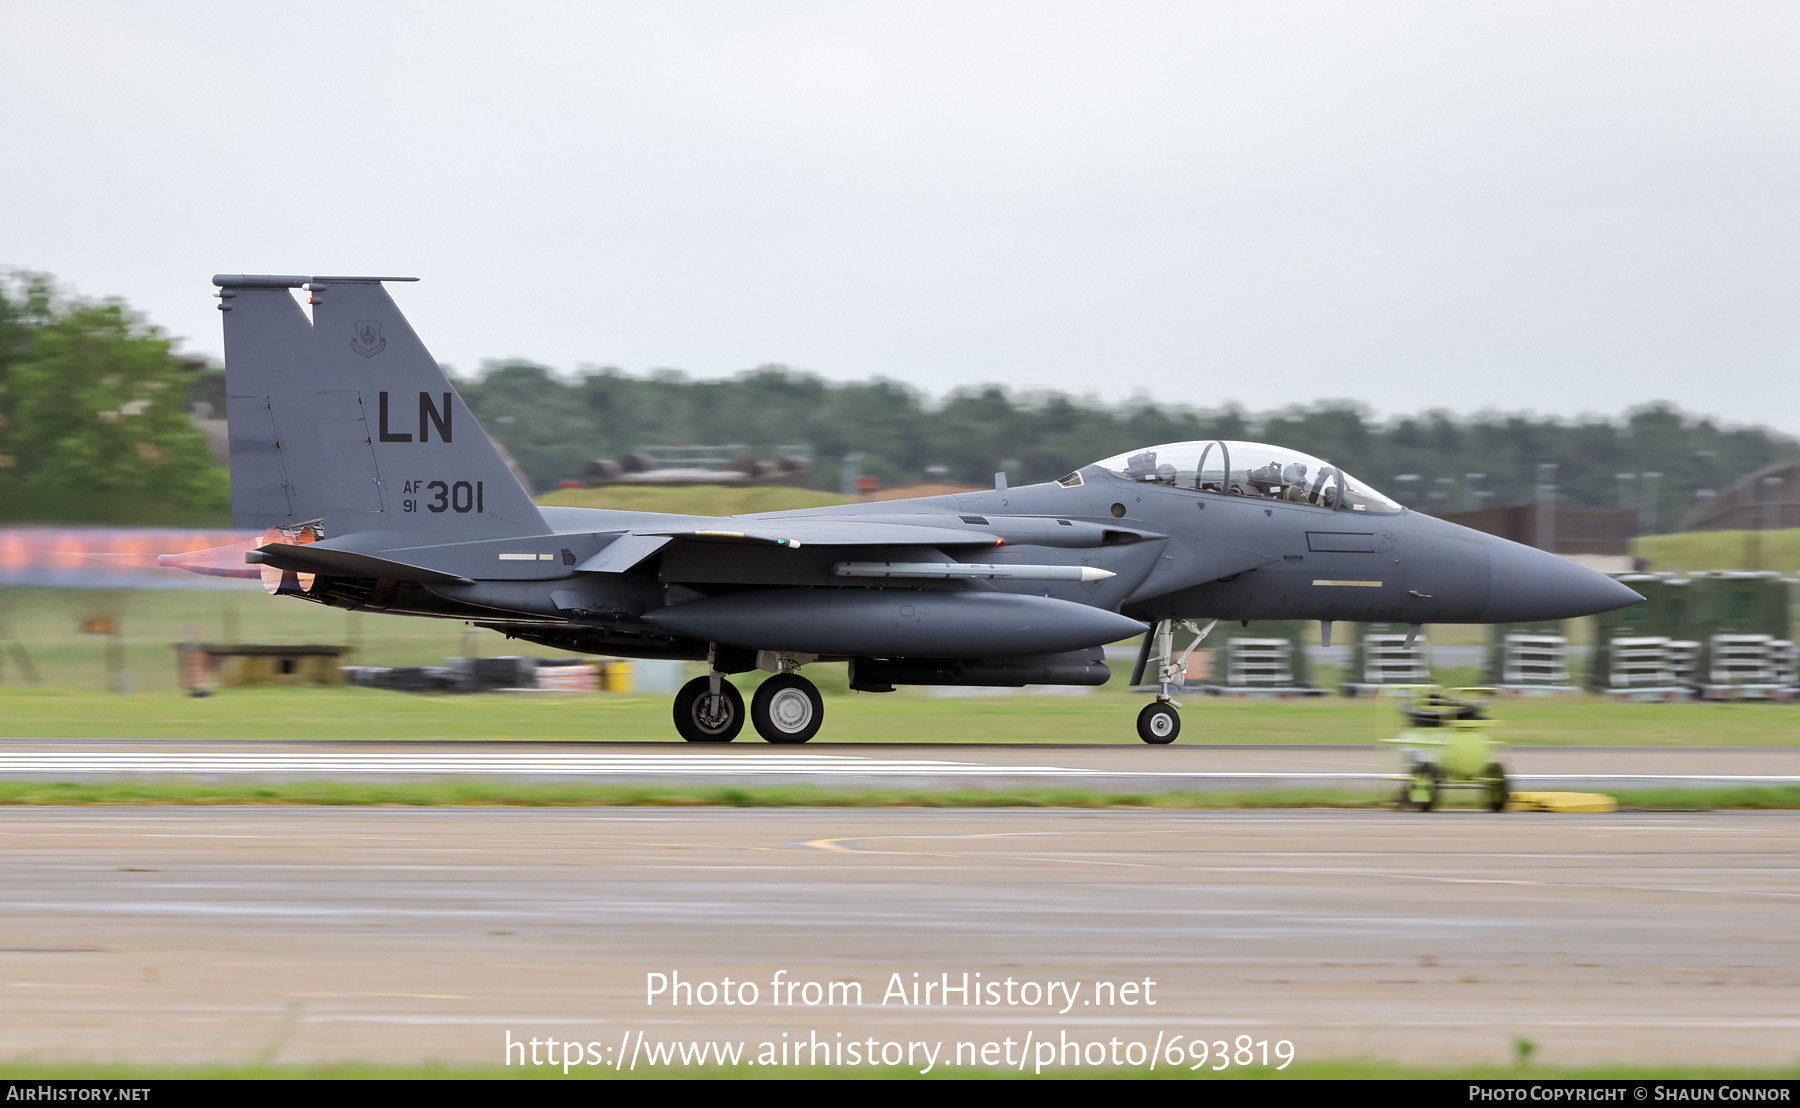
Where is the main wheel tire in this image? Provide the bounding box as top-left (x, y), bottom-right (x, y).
top-left (1486, 762), bottom-right (1510, 813)
top-left (1137, 701), bottom-right (1181, 744)
top-left (752, 674), bottom-right (824, 744)
top-left (673, 676), bottom-right (744, 742)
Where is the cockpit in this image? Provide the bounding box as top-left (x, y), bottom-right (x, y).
top-left (1084, 440), bottom-right (1403, 515)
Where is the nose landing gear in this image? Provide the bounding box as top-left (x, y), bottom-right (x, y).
top-left (1137, 701), bottom-right (1180, 744)
top-left (1131, 617), bottom-right (1217, 744)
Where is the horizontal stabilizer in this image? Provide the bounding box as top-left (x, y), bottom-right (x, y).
top-left (245, 544), bottom-right (473, 585)
top-left (834, 562), bottom-right (1115, 582)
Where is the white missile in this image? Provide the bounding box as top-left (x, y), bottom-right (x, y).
top-left (833, 561), bottom-right (1115, 582)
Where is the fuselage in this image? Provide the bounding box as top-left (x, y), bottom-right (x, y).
top-left (283, 460), bottom-right (1640, 665)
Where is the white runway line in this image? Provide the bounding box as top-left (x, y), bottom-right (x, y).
top-left (0, 751), bottom-right (1796, 785)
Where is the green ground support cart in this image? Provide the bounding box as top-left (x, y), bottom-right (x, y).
top-left (1382, 685), bottom-right (1509, 812)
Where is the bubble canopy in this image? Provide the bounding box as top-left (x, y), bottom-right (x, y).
top-left (1088, 441), bottom-right (1403, 515)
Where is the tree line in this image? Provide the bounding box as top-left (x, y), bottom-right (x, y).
top-left (458, 359), bottom-right (1798, 531)
top-left (3, 270), bottom-right (1794, 531)
top-left (0, 272), bottom-right (227, 523)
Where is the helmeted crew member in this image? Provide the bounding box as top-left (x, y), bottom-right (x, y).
top-left (1308, 466), bottom-right (1339, 506)
top-left (1281, 462), bottom-right (1309, 502)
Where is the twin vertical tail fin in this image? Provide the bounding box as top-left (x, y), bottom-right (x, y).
top-left (214, 274), bottom-right (547, 540)
top-left (217, 275), bottom-right (315, 529)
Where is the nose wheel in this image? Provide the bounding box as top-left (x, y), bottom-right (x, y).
top-left (1137, 701), bottom-right (1180, 744)
top-left (1131, 617), bottom-right (1215, 744)
top-left (752, 673), bottom-right (824, 744)
top-left (673, 675), bottom-right (744, 742)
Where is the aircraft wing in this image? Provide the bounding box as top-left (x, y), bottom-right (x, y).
top-left (636, 521), bottom-right (999, 548)
top-left (576, 519), bottom-right (1001, 574)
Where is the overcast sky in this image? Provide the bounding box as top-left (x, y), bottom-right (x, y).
top-left (3, 2), bottom-right (1796, 431)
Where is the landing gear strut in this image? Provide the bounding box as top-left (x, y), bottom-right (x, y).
top-left (1131, 617), bottom-right (1217, 744)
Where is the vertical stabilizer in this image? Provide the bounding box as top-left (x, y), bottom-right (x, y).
top-left (215, 274), bottom-right (549, 542)
top-left (218, 278), bottom-right (317, 529)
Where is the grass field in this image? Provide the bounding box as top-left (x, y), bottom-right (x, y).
top-left (1633, 527), bottom-right (1800, 573)
top-left (0, 586), bottom-right (601, 694)
top-left (1, 683), bottom-right (1796, 745)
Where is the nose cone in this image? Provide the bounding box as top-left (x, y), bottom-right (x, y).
top-left (1482, 540), bottom-right (1644, 622)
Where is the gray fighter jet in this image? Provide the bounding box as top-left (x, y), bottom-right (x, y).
top-left (180, 275), bottom-right (1642, 743)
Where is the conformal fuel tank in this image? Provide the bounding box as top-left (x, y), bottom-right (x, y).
top-left (642, 587), bottom-right (1147, 658)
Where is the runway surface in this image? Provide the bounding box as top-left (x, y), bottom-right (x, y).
top-left (2, 806), bottom-right (1797, 1068)
top-left (3, 739), bottom-right (1798, 791)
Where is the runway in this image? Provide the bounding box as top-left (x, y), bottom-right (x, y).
top-left (2, 739), bottom-right (1798, 791)
top-left (2, 806), bottom-right (1797, 1069)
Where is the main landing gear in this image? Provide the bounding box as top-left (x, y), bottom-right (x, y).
top-left (673, 648), bottom-right (825, 744)
top-left (1132, 617), bottom-right (1218, 744)
top-left (751, 674), bottom-right (824, 744)
top-left (673, 674), bottom-right (744, 742)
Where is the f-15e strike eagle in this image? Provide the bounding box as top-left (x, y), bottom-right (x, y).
top-left (169, 275), bottom-right (1642, 743)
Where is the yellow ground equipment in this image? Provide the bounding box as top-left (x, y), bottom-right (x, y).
top-left (1507, 792), bottom-right (1618, 813)
top-left (1382, 685), bottom-right (1510, 812)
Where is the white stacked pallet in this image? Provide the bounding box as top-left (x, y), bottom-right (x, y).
top-left (1502, 635), bottom-right (1570, 686)
top-left (1665, 640), bottom-right (1701, 687)
top-left (1702, 634), bottom-right (1785, 700)
top-left (1709, 635), bottom-right (1775, 684)
top-left (1606, 637), bottom-right (1688, 700)
top-left (1362, 634), bottom-right (1430, 685)
top-left (1226, 638), bottom-right (1294, 687)
top-left (1610, 637), bottom-right (1672, 686)
top-left (1772, 640), bottom-right (1797, 687)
